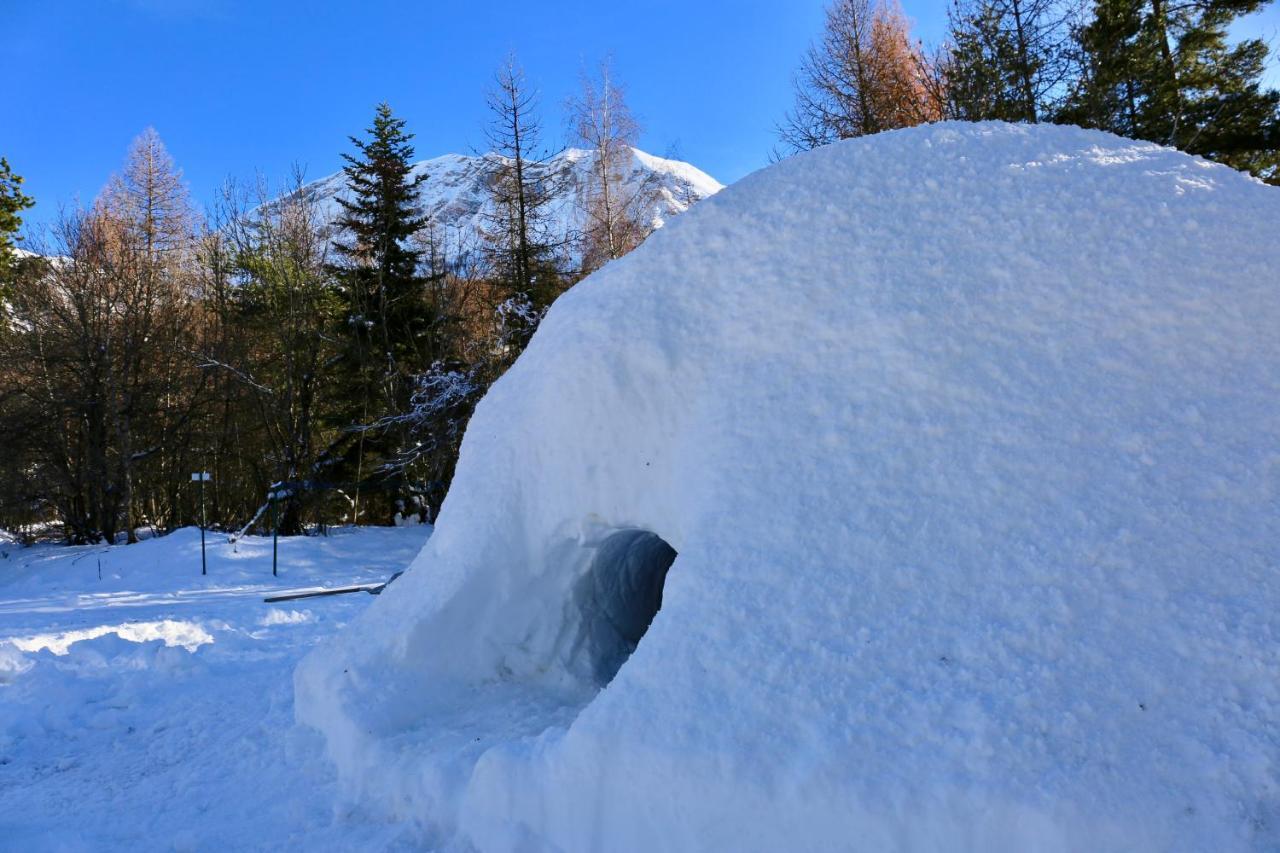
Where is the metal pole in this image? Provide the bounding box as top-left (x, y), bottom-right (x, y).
top-left (271, 491), bottom-right (278, 577)
top-left (200, 474), bottom-right (207, 576)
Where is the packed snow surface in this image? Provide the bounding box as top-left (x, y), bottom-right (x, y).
top-left (0, 525), bottom-right (431, 849)
top-left (297, 120), bottom-right (1280, 852)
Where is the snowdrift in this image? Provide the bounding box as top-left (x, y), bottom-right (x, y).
top-left (296, 122), bottom-right (1280, 851)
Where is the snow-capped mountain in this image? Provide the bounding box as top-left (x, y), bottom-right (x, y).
top-left (297, 146), bottom-right (722, 260)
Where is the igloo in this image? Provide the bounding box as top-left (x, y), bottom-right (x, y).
top-left (296, 122), bottom-right (1280, 851)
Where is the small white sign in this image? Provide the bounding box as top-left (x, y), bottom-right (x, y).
top-left (191, 472), bottom-right (212, 482)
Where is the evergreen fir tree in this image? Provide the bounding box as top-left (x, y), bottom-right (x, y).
top-left (331, 103), bottom-right (430, 395)
top-left (327, 103), bottom-right (433, 520)
top-left (0, 158), bottom-right (35, 286)
top-left (1060, 0), bottom-right (1280, 182)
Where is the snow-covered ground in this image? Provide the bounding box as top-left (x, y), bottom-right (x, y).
top-left (0, 525), bottom-right (430, 850)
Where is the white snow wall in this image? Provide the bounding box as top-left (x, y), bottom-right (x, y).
top-left (296, 122), bottom-right (1280, 852)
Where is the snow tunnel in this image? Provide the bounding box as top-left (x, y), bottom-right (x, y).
top-left (574, 530), bottom-right (677, 687)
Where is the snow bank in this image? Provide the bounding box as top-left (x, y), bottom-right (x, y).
top-left (296, 122), bottom-right (1280, 851)
top-left (10, 619), bottom-right (214, 655)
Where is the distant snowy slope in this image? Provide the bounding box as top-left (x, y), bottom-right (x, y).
top-left (296, 147), bottom-right (721, 258)
top-left (298, 123), bottom-right (1280, 851)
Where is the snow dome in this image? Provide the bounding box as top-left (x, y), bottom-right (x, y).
top-left (296, 122), bottom-right (1280, 851)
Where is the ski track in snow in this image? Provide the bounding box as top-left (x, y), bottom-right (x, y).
top-left (0, 526), bottom-right (431, 851)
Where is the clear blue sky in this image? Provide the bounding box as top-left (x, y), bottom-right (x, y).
top-left (4, 0), bottom-right (1277, 230)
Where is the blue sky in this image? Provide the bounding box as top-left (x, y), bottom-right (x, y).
top-left (4, 0), bottom-right (1277, 229)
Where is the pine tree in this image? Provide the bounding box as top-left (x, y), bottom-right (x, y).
top-left (0, 158), bottom-right (38, 536)
top-left (0, 158), bottom-right (35, 286)
top-left (331, 103), bottom-right (430, 401)
top-left (1060, 0), bottom-right (1280, 182)
top-left (327, 103), bottom-right (433, 521)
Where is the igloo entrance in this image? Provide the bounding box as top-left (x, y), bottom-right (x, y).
top-left (574, 529), bottom-right (677, 687)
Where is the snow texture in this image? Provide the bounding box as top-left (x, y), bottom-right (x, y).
top-left (296, 122), bottom-right (1280, 851)
top-left (0, 525), bottom-right (431, 849)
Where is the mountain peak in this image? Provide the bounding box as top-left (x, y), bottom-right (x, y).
top-left (300, 147), bottom-right (722, 261)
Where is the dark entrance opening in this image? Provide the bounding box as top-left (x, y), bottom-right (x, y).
top-left (575, 529), bottom-right (677, 687)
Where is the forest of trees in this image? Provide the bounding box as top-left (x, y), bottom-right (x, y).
top-left (1, 0), bottom-right (1276, 545)
top-left (0, 57), bottom-right (665, 543)
top-left (781, 0), bottom-right (1279, 184)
